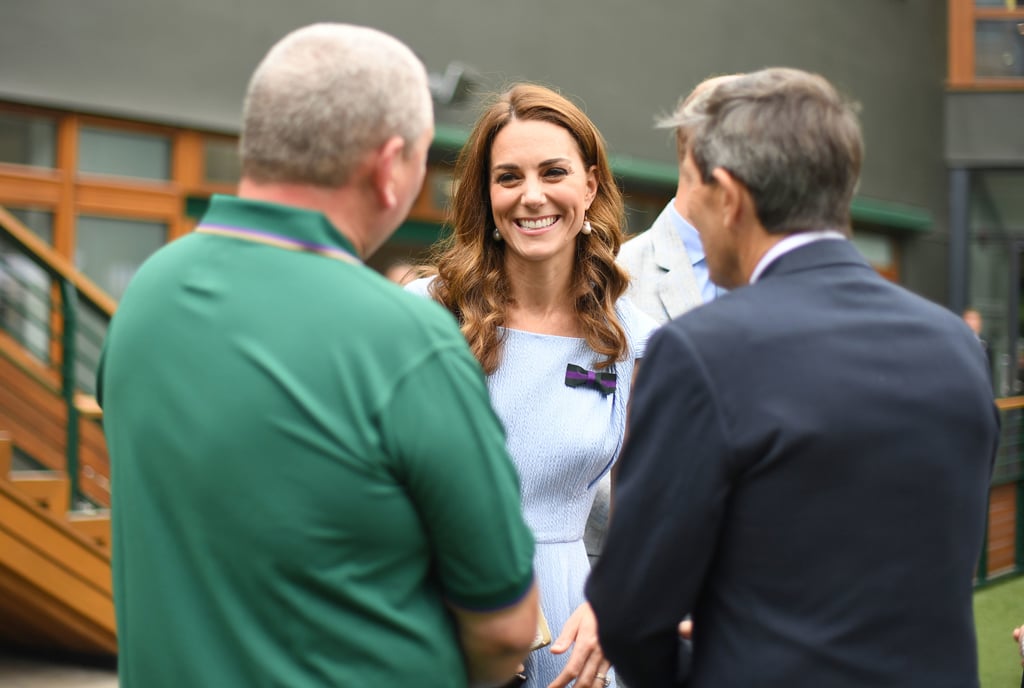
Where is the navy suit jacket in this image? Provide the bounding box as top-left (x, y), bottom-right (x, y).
top-left (587, 239), bottom-right (999, 688)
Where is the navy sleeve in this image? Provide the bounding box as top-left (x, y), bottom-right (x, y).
top-left (586, 324), bottom-right (733, 688)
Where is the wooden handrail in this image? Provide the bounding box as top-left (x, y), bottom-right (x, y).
top-left (74, 393), bottom-right (103, 420)
top-left (0, 204), bottom-right (116, 318)
top-left (974, 7), bottom-right (1024, 20)
top-left (0, 330), bottom-right (61, 396)
top-left (996, 396), bottom-right (1024, 411)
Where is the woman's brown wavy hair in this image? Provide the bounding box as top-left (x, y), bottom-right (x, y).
top-left (426, 83), bottom-right (630, 375)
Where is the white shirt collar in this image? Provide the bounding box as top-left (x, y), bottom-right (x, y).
top-left (749, 230), bottom-right (846, 284)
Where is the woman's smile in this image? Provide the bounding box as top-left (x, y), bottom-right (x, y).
top-left (515, 215), bottom-right (560, 233)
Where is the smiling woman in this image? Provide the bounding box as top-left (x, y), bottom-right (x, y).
top-left (419, 83), bottom-right (635, 375)
top-left (405, 83), bottom-right (659, 688)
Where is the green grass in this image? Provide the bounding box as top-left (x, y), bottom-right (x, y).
top-left (976, 574), bottom-right (1024, 687)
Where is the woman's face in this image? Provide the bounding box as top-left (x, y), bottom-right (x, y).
top-left (488, 119), bottom-right (597, 268)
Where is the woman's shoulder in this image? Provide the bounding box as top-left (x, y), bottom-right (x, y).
top-left (615, 297), bottom-right (659, 338)
top-left (615, 296), bottom-right (660, 358)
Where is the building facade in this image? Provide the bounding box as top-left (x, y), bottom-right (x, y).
top-left (2, 0), bottom-right (1008, 357)
top-left (948, 0), bottom-right (1024, 396)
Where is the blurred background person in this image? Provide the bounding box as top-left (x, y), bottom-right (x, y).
top-left (962, 307), bottom-right (993, 383)
top-left (384, 258), bottom-right (416, 285)
top-left (962, 307), bottom-right (984, 338)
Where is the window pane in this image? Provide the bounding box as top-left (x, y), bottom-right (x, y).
top-left (75, 215), bottom-right (166, 299)
top-left (975, 20), bottom-right (1024, 78)
top-left (203, 138), bottom-right (241, 184)
top-left (968, 170), bottom-right (1024, 396)
top-left (623, 196), bottom-right (667, 237)
top-left (851, 231), bottom-right (894, 268)
top-left (8, 207), bottom-right (54, 245)
top-left (431, 169), bottom-right (455, 213)
top-left (972, 170), bottom-right (1024, 230)
top-left (0, 112), bottom-right (56, 168)
top-left (0, 233), bottom-right (52, 363)
top-left (74, 300), bottom-right (109, 395)
top-left (78, 126), bottom-right (171, 180)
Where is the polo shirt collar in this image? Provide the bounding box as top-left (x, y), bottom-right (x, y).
top-left (200, 194), bottom-right (361, 260)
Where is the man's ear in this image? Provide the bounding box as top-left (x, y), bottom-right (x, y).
top-left (711, 167), bottom-right (746, 229)
top-left (371, 136), bottom-right (406, 210)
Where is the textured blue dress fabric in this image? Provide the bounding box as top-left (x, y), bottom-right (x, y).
top-left (406, 277), bottom-right (656, 687)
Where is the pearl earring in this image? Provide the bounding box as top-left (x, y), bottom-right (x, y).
top-left (492, 228), bottom-right (502, 241)
top-left (581, 220), bottom-right (593, 235)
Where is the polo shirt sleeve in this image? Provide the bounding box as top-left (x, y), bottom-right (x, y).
top-left (379, 341), bottom-right (535, 612)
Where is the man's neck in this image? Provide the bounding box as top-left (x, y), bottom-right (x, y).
top-left (236, 178), bottom-right (371, 258)
top-left (738, 229), bottom-right (785, 286)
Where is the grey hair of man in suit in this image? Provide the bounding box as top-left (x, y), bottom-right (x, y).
top-left (681, 67), bottom-right (863, 237)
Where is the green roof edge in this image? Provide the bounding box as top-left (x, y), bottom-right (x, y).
top-left (850, 196), bottom-right (932, 232)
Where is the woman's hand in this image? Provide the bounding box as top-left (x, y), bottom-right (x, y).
top-left (546, 602), bottom-right (612, 688)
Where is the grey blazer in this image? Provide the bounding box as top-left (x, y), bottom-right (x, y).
top-left (585, 203), bottom-right (708, 565)
top-left (617, 202), bottom-right (703, 325)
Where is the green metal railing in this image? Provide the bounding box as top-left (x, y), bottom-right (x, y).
top-left (0, 206), bottom-right (114, 508)
top-left (976, 397), bottom-right (1024, 585)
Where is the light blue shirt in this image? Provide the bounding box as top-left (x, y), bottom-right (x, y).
top-left (669, 201), bottom-right (723, 303)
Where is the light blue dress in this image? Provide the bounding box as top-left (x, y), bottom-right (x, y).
top-left (406, 277), bottom-right (657, 687)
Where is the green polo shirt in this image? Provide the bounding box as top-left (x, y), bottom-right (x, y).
top-left (99, 195), bottom-right (534, 688)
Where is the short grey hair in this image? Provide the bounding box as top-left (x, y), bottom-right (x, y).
top-left (656, 74), bottom-right (742, 162)
top-left (240, 23), bottom-right (433, 187)
top-left (681, 67), bottom-right (863, 236)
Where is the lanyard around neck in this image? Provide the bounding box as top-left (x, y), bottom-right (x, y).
top-left (195, 224), bottom-right (362, 266)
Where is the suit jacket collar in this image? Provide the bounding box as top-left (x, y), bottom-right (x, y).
top-left (759, 236), bottom-right (872, 281)
top-left (649, 204), bottom-right (702, 317)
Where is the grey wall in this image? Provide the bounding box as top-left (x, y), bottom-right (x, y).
top-left (0, 0), bottom-right (950, 294)
top-left (947, 92), bottom-right (1024, 165)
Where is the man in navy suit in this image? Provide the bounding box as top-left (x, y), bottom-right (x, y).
top-left (587, 67), bottom-right (999, 688)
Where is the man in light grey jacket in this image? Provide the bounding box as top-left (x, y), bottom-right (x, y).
top-left (585, 75), bottom-right (738, 567)
top-left (618, 74), bottom-right (741, 325)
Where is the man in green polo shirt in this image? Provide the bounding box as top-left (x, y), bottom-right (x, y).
top-left (98, 23), bottom-right (538, 688)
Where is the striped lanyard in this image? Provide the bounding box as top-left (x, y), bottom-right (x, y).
top-left (195, 224), bottom-right (362, 266)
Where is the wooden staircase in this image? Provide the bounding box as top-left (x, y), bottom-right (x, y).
top-left (0, 330), bottom-right (111, 507)
top-left (0, 431), bottom-right (116, 655)
top-left (0, 201), bottom-right (117, 656)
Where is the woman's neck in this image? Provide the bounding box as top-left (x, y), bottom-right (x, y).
top-left (503, 254), bottom-right (580, 336)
